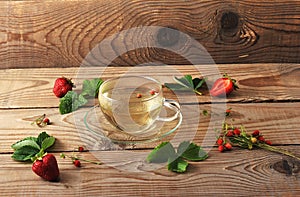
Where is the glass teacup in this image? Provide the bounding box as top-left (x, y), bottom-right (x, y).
top-left (98, 76), bottom-right (180, 136)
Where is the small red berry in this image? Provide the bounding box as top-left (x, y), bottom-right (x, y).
top-left (233, 128), bottom-right (241, 136)
top-left (136, 93), bottom-right (142, 98)
top-left (218, 145), bottom-right (225, 152)
top-left (226, 130), bottom-right (234, 137)
top-left (216, 138), bottom-right (224, 146)
top-left (78, 146), bottom-right (84, 152)
top-left (224, 143), bottom-right (232, 150)
top-left (265, 140), bottom-right (272, 145)
top-left (73, 160), bottom-right (81, 167)
top-left (149, 90), bottom-right (156, 95)
top-left (43, 118), bottom-right (50, 125)
top-left (257, 136), bottom-right (265, 142)
top-left (252, 130), bottom-right (260, 137)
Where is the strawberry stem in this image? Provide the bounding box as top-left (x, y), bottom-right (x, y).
top-left (256, 143), bottom-right (300, 161)
top-left (69, 155), bottom-right (102, 165)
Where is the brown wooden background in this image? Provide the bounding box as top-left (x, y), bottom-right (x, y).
top-left (0, 0), bottom-right (300, 69)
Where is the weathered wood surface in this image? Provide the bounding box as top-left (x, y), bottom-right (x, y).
top-left (0, 0), bottom-right (299, 68)
top-left (1, 63), bottom-right (299, 196)
top-left (1, 149), bottom-right (300, 196)
top-left (1, 102), bottom-right (300, 153)
top-left (0, 64), bottom-right (299, 108)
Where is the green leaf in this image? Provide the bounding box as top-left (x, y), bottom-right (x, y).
top-left (178, 141), bottom-right (208, 161)
top-left (167, 156), bottom-right (189, 173)
top-left (174, 75), bottom-right (193, 89)
top-left (11, 139), bottom-right (40, 151)
top-left (37, 131), bottom-right (50, 147)
top-left (41, 136), bottom-right (55, 150)
top-left (59, 91), bottom-right (88, 114)
top-left (11, 137), bottom-right (40, 150)
top-left (11, 146), bottom-right (40, 161)
top-left (81, 78), bottom-right (104, 98)
top-left (164, 75), bottom-right (204, 95)
top-left (146, 142), bottom-right (176, 163)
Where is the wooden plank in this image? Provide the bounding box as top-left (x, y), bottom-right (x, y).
top-left (2, 102), bottom-right (300, 152)
top-left (1, 148), bottom-right (300, 196)
top-left (0, 0), bottom-right (299, 68)
top-left (0, 64), bottom-right (299, 108)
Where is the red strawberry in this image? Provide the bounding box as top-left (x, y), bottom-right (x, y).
top-left (53, 77), bottom-right (74, 98)
top-left (218, 145), bottom-right (225, 152)
top-left (226, 130), bottom-right (234, 137)
top-left (224, 143), bottom-right (232, 150)
top-left (210, 74), bottom-right (238, 97)
top-left (216, 138), bottom-right (224, 146)
top-left (32, 154), bottom-right (60, 181)
top-left (257, 135), bottom-right (265, 142)
top-left (252, 130), bottom-right (260, 137)
top-left (233, 128), bottom-right (241, 136)
top-left (265, 140), bottom-right (272, 145)
top-left (42, 118), bottom-right (50, 125)
top-left (73, 159), bottom-right (81, 167)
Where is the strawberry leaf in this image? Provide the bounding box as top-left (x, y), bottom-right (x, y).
top-left (81, 78), bottom-right (104, 98)
top-left (164, 75), bottom-right (205, 95)
top-left (11, 146), bottom-right (40, 161)
top-left (146, 142), bottom-right (176, 163)
top-left (11, 139), bottom-right (40, 151)
top-left (41, 136), bottom-right (55, 150)
top-left (59, 91), bottom-right (88, 114)
top-left (177, 141), bottom-right (208, 161)
top-left (167, 156), bottom-right (188, 173)
top-left (37, 131), bottom-right (50, 147)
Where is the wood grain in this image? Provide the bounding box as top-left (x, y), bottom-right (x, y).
top-left (1, 149), bottom-right (300, 196)
top-left (0, 64), bottom-right (299, 108)
top-left (0, 0), bottom-right (299, 68)
top-left (2, 102), bottom-right (300, 152)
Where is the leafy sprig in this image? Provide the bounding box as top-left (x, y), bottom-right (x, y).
top-left (147, 141), bottom-right (208, 173)
top-left (164, 75), bottom-right (205, 95)
top-left (11, 132), bottom-right (55, 162)
top-left (216, 123), bottom-right (300, 161)
top-left (59, 78), bottom-right (103, 114)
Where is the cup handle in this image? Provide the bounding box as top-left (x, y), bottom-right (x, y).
top-left (157, 99), bottom-right (181, 122)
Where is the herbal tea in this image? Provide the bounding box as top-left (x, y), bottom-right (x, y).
top-left (99, 84), bottom-right (163, 133)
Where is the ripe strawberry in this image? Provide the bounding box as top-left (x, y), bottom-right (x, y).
top-left (53, 77), bottom-right (74, 98)
top-left (252, 130), bottom-right (260, 137)
top-left (78, 146), bottom-right (84, 152)
top-left (32, 154), bottom-right (59, 181)
top-left (42, 118), bottom-right (50, 125)
top-left (216, 138), bottom-right (224, 146)
top-left (233, 128), bottom-right (241, 136)
top-left (224, 143), bottom-right (232, 150)
top-left (257, 136), bottom-right (265, 142)
top-left (210, 74), bottom-right (238, 97)
top-left (73, 160), bottom-right (81, 167)
top-left (218, 145), bottom-right (225, 152)
top-left (265, 140), bottom-right (272, 145)
top-left (226, 130), bottom-right (234, 137)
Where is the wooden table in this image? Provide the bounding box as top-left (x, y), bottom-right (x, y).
top-left (0, 63), bottom-right (299, 196)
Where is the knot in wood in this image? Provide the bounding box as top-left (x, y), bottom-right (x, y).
top-left (272, 159), bottom-right (300, 176)
top-left (221, 11), bottom-right (239, 31)
top-left (156, 27), bottom-right (180, 47)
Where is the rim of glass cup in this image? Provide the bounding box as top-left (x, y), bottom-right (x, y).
top-left (99, 75), bottom-right (163, 102)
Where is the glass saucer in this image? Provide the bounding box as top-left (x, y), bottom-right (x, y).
top-left (84, 105), bottom-right (182, 145)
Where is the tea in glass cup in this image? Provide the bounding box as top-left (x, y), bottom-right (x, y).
top-left (98, 76), bottom-right (180, 136)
